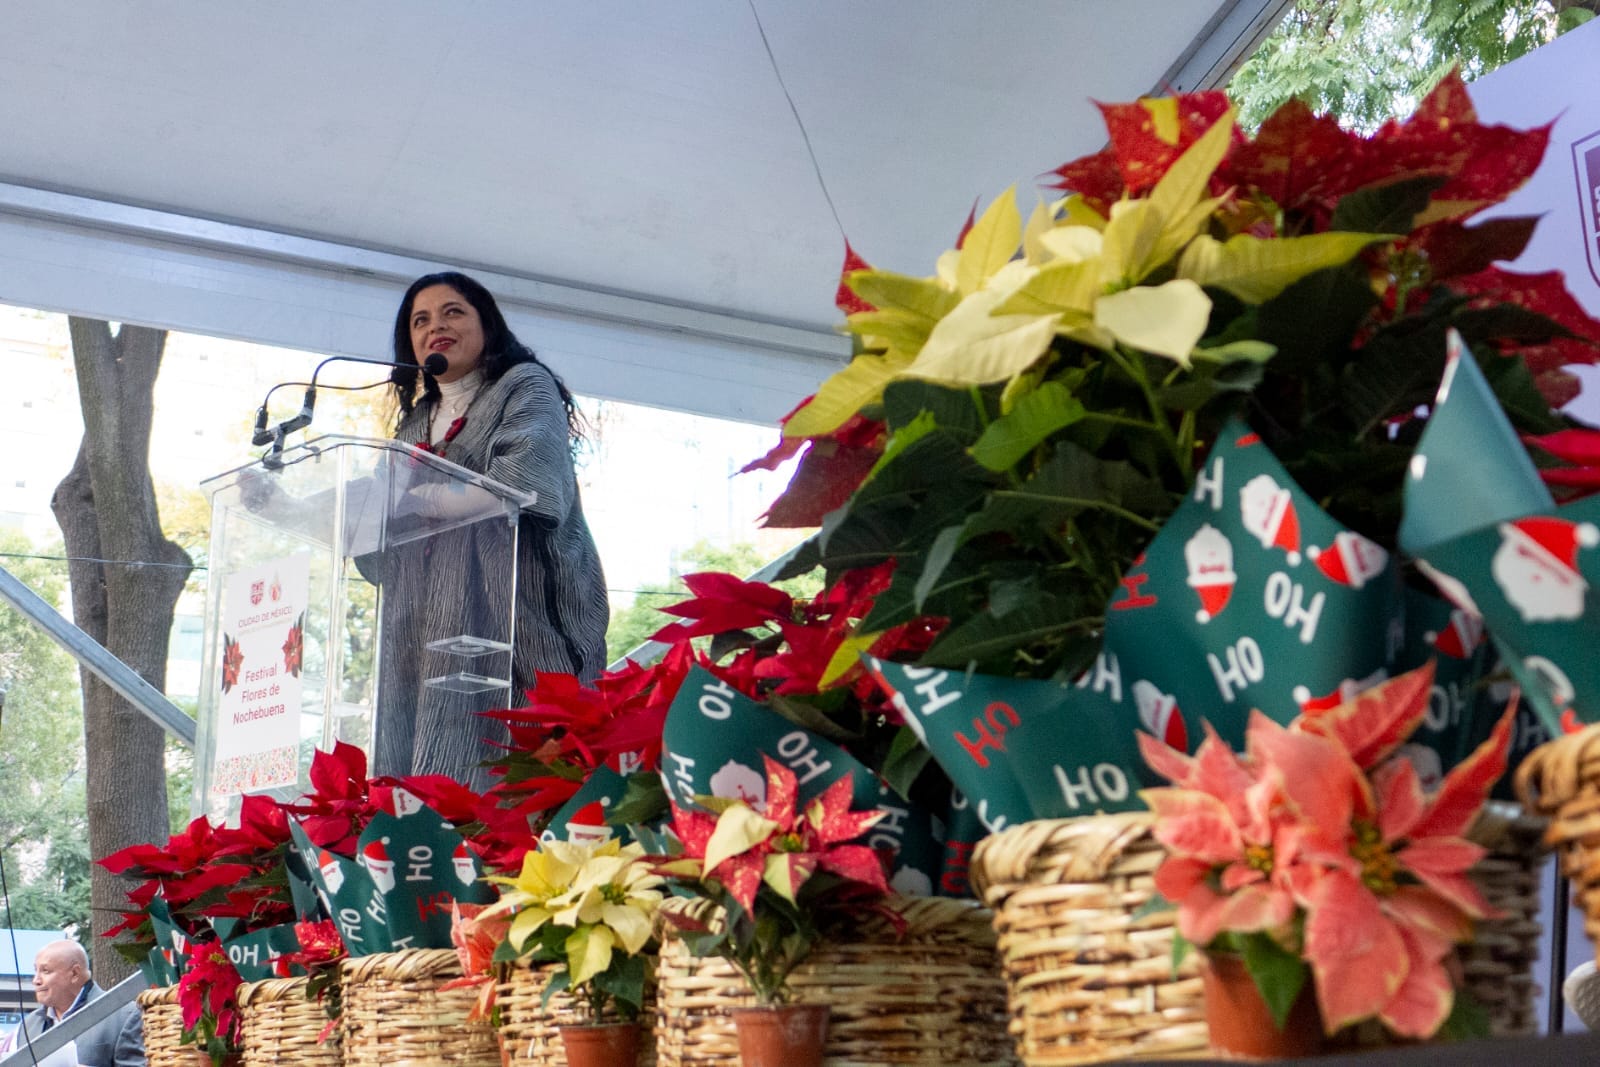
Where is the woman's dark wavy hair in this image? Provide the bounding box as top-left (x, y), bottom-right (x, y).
top-left (389, 271), bottom-right (582, 438)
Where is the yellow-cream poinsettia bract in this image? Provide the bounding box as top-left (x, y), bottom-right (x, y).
top-left (786, 105), bottom-right (1394, 437)
top-left (484, 838), bottom-right (664, 984)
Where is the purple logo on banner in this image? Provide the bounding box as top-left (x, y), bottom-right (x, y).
top-left (1576, 129), bottom-right (1600, 290)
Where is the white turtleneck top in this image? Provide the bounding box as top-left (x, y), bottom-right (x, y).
top-left (430, 367), bottom-right (485, 444)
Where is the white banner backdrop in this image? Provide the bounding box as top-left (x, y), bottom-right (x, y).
top-left (1468, 17), bottom-right (1600, 422)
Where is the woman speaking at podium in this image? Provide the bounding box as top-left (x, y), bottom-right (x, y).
top-left (371, 271), bottom-right (608, 788)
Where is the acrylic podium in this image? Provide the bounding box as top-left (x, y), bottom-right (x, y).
top-left (192, 435), bottom-right (535, 821)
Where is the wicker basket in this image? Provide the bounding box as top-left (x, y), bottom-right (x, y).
top-left (496, 959), bottom-right (656, 1067)
top-left (653, 895), bottom-right (1013, 1067)
top-left (1462, 802), bottom-right (1548, 1037)
top-left (1518, 722), bottom-right (1600, 939)
top-left (137, 985), bottom-right (189, 1067)
top-left (236, 976), bottom-right (340, 1067)
top-left (969, 813), bottom-right (1207, 1066)
top-left (339, 949), bottom-right (501, 1067)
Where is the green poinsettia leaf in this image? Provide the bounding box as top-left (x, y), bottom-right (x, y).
top-left (882, 378), bottom-right (989, 440)
top-left (1339, 323), bottom-right (1449, 435)
top-left (970, 441), bottom-right (1170, 539)
top-left (1475, 347), bottom-right (1569, 435)
top-left (1255, 264), bottom-right (1379, 377)
top-left (913, 525), bottom-right (966, 611)
top-left (766, 694), bottom-right (860, 744)
top-left (881, 726), bottom-right (933, 801)
top-left (539, 968), bottom-right (572, 1012)
top-left (607, 771), bottom-right (670, 828)
top-left (1438, 988), bottom-right (1492, 1042)
top-left (1329, 174), bottom-right (1448, 234)
top-left (1170, 931), bottom-right (1192, 979)
top-left (969, 381), bottom-right (1087, 471)
top-left (1157, 359), bottom-right (1265, 409)
top-left (1191, 340), bottom-right (1277, 364)
top-left (920, 589), bottom-right (1100, 671)
top-left (1239, 932), bottom-right (1310, 1033)
top-left (592, 953), bottom-right (648, 1019)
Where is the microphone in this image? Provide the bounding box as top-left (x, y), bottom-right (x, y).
top-left (251, 354), bottom-right (449, 446)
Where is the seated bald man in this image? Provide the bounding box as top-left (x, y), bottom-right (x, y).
top-left (14, 940), bottom-right (145, 1067)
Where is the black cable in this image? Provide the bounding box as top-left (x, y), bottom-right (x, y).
top-left (0, 692), bottom-right (41, 1065)
top-left (746, 0), bottom-right (846, 242)
top-left (0, 554), bottom-right (706, 601)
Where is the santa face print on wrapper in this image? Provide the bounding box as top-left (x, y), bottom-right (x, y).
top-left (1239, 474), bottom-right (1302, 566)
top-left (319, 850), bottom-right (345, 895)
top-left (708, 759), bottom-right (768, 811)
top-left (360, 838), bottom-right (396, 895)
top-left (1184, 524), bottom-right (1236, 623)
top-left (452, 843), bottom-right (477, 886)
top-left (1492, 517), bottom-right (1599, 622)
top-left (565, 800), bottom-right (614, 846)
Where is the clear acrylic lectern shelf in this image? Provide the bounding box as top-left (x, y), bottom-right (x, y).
top-left (192, 435), bottom-right (535, 821)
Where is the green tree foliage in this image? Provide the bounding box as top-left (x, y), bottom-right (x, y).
top-left (605, 540), bottom-right (822, 665)
top-left (0, 532), bottom-right (91, 934)
top-left (1229, 0), bottom-right (1597, 131)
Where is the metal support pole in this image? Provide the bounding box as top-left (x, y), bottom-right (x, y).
top-left (1550, 867), bottom-right (1571, 1034)
top-left (0, 562), bottom-right (196, 746)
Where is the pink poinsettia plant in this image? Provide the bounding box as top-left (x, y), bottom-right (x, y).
top-left (657, 756), bottom-right (895, 1004)
top-left (1140, 662), bottom-right (1515, 1039)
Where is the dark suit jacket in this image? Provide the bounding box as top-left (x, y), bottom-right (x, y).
top-left (17, 982), bottom-right (145, 1067)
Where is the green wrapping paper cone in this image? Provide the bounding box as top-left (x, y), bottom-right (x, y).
top-left (219, 923), bottom-right (302, 981)
top-left (866, 656), bottom-right (1144, 831)
top-left (287, 797), bottom-right (494, 956)
top-left (1403, 330), bottom-right (1600, 734)
top-left (1102, 416), bottom-right (1401, 743)
top-left (661, 665), bottom-right (944, 895)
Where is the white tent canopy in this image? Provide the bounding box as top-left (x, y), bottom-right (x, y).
top-left (0, 0), bottom-right (1284, 422)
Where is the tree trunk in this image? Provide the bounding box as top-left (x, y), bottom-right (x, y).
top-left (51, 318), bottom-right (189, 982)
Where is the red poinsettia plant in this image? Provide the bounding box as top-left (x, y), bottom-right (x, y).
top-left (178, 941), bottom-right (245, 1065)
top-left (101, 792), bottom-right (298, 968)
top-left (656, 756), bottom-right (894, 1005)
top-left (480, 644), bottom-right (691, 836)
top-left (1139, 662), bottom-right (1515, 1039)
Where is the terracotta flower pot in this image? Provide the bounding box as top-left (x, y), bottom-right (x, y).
top-left (1201, 951), bottom-right (1323, 1060)
top-left (557, 1021), bottom-right (641, 1067)
top-left (729, 1003), bottom-right (830, 1067)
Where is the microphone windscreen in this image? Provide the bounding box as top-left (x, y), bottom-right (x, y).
top-left (422, 353), bottom-right (449, 376)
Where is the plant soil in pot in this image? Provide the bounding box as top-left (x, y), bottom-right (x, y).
top-left (1201, 951), bottom-right (1323, 1060)
top-left (730, 1003), bottom-right (830, 1067)
top-left (558, 1021), bottom-right (641, 1067)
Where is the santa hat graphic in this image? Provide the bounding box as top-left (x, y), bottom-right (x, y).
top-left (1500, 517), bottom-right (1599, 578)
top-left (1292, 672), bottom-right (1385, 715)
top-left (1133, 680), bottom-right (1188, 752)
top-left (1292, 684), bottom-right (1346, 714)
top-left (362, 839), bottom-right (392, 869)
top-left (1240, 475), bottom-right (1302, 565)
top-left (1426, 609), bottom-right (1484, 660)
top-left (566, 800), bottom-right (612, 844)
top-left (1184, 525), bottom-right (1236, 623)
top-left (1307, 531), bottom-right (1389, 590)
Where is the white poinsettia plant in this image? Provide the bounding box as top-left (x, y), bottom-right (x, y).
top-left (485, 838), bottom-right (665, 1024)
